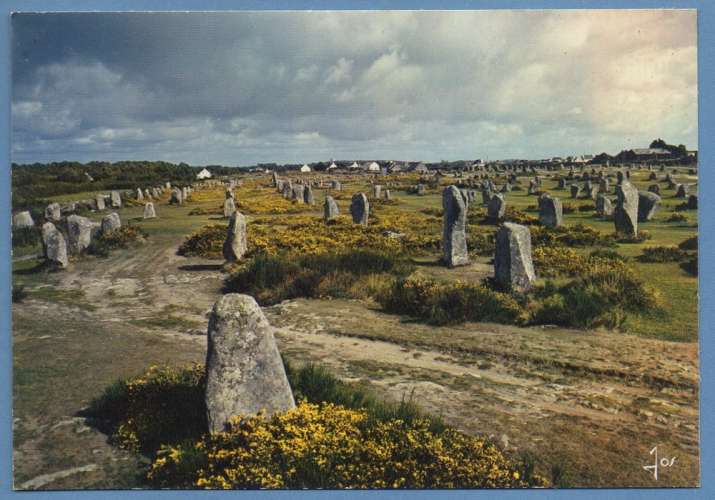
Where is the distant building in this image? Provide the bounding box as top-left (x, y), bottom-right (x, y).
top-left (300, 164), bottom-right (312, 173)
top-left (348, 162), bottom-right (360, 169)
top-left (326, 162), bottom-right (338, 171)
top-left (196, 168), bottom-right (212, 179)
top-left (363, 161), bottom-right (381, 172)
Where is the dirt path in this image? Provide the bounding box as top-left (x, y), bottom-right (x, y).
top-left (12, 226), bottom-right (699, 488)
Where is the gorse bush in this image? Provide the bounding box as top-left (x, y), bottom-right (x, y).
top-left (530, 224), bottom-right (616, 248)
top-left (667, 213), bottom-right (688, 222)
top-left (89, 226), bottom-right (147, 257)
top-left (147, 402), bottom-right (543, 489)
top-left (638, 246), bottom-right (689, 263)
top-left (87, 363), bottom-right (546, 489)
top-left (376, 279), bottom-right (525, 326)
top-left (615, 230), bottom-right (652, 243)
top-left (177, 225), bottom-right (225, 258)
top-left (224, 250), bottom-right (414, 305)
top-left (679, 235), bottom-right (698, 250)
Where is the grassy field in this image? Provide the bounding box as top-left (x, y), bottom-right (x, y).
top-left (11, 166), bottom-right (699, 489)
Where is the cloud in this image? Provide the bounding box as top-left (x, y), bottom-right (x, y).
top-left (11, 10), bottom-right (697, 165)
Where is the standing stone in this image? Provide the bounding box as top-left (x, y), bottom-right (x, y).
top-left (136, 188), bottom-right (144, 201)
top-left (303, 185), bottom-right (315, 205)
top-left (66, 215), bottom-right (95, 255)
top-left (527, 180), bottom-right (537, 195)
top-left (648, 184), bottom-right (660, 195)
top-left (170, 188), bottom-right (183, 205)
top-left (13, 211), bottom-right (35, 229)
top-left (570, 184), bottom-right (581, 199)
top-left (182, 187), bottom-right (190, 201)
top-left (614, 181), bottom-right (639, 236)
top-left (45, 203), bottom-right (62, 222)
top-left (648, 172), bottom-right (657, 181)
top-left (41, 222), bottom-right (68, 269)
top-left (373, 185), bottom-right (382, 199)
top-left (165, 182), bottom-right (171, 190)
top-left (350, 193), bottom-right (369, 226)
top-left (538, 194), bottom-right (563, 228)
top-left (223, 211), bottom-right (247, 262)
top-left (272, 171), bottom-right (279, 187)
top-left (224, 198), bottom-right (236, 218)
top-left (110, 191), bottom-right (122, 208)
top-left (291, 184), bottom-right (305, 203)
top-left (101, 212), bottom-right (121, 234)
top-left (482, 189), bottom-right (493, 206)
top-left (557, 178), bottom-right (566, 189)
top-left (331, 180), bottom-right (342, 191)
top-left (416, 184), bottom-right (425, 196)
top-left (638, 192), bottom-right (661, 222)
top-left (487, 193), bottom-right (506, 222)
top-left (384, 189), bottom-right (392, 201)
top-left (282, 182), bottom-right (293, 199)
top-left (599, 178), bottom-right (609, 193)
top-left (205, 294), bottom-right (295, 433)
top-left (225, 189), bottom-right (235, 200)
top-left (675, 184), bottom-right (689, 198)
top-left (687, 194), bottom-right (698, 210)
top-left (323, 196), bottom-right (339, 222)
top-left (95, 195), bottom-right (106, 211)
top-left (494, 223), bottom-right (536, 292)
top-left (442, 185), bottom-right (469, 267)
top-left (596, 194), bottom-right (614, 217)
top-left (143, 202), bottom-right (156, 219)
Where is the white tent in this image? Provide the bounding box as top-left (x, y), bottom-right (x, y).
top-left (327, 162), bottom-right (338, 170)
top-left (364, 161), bottom-right (380, 172)
top-left (348, 162), bottom-right (360, 169)
top-left (300, 164), bottom-right (312, 173)
top-left (196, 168), bottom-right (212, 179)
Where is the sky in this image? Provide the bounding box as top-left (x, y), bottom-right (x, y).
top-left (11, 10), bottom-right (698, 166)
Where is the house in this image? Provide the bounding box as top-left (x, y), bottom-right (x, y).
top-left (300, 164), bottom-right (312, 173)
top-left (363, 161), bottom-right (381, 172)
top-left (196, 168), bottom-right (212, 180)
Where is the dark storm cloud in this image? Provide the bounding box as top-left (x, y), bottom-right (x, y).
top-left (11, 10), bottom-right (697, 165)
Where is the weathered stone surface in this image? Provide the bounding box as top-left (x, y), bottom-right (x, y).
top-left (291, 184), bottom-right (305, 203)
top-left (303, 185), bottom-right (315, 205)
top-left (538, 194), bottom-right (562, 228)
top-left (323, 195), bottom-right (339, 222)
top-left (487, 193), bottom-right (506, 222)
top-left (648, 184), bottom-right (660, 195)
top-left (101, 212), bottom-right (121, 234)
top-left (136, 188), bottom-right (144, 201)
top-left (416, 184), bottom-right (425, 196)
top-left (599, 178), bottom-right (609, 193)
top-left (182, 187), bottom-right (190, 201)
top-left (13, 211), bottom-right (35, 228)
top-left (481, 189), bottom-right (493, 206)
top-left (688, 194), bottom-right (698, 210)
top-left (350, 193), bottom-right (369, 225)
top-left (281, 182), bottom-right (292, 199)
top-left (95, 195), bottom-right (106, 211)
top-left (205, 294), bottom-right (295, 433)
top-left (638, 191), bottom-right (661, 222)
top-left (143, 202), bottom-right (156, 219)
top-left (557, 178), bottom-right (566, 189)
top-left (331, 180), bottom-right (342, 190)
top-left (675, 184), bottom-right (689, 198)
top-left (570, 184), bottom-right (581, 199)
top-left (170, 188), bottom-right (183, 205)
top-left (223, 211), bottom-right (247, 262)
top-left (224, 198), bottom-right (236, 217)
top-left (596, 194), bottom-right (614, 217)
top-left (45, 203), bottom-right (62, 222)
top-left (110, 191), bottom-right (122, 208)
top-left (373, 185), bottom-right (382, 199)
top-left (66, 215), bottom-right (95, 255)
top-left (442, 185), bottom-right (469, 267)
top-left (494, 222), bottom-right (536, 292)
top-left (614, 180), bottom-right (639, 236)
top-left (527, 180), bottom-right (538, 195)
top-left (225, 189), bottom-right (235, 200)
top-left (41, 222), bottom-right (68, 268)
top-left (384, 189), bottom-right (392, 200)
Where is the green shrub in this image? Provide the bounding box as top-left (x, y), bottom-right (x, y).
top-left (530, 224), bottom-right (616, 248)
top-left (588, 249), bottom-right (628, 262)
top-left (530, 263), bottom-right (661, 329)
top-left (667, 213), bottom-right (688, 222)
top-left (638, 246), bottom-right (689, 263)
top-left (615, 230), bottom-right (651, 243)
top-left (12, 285), bottom-right (28, 303)
top-left (577, 203), bottom-right (595, 212)
top-left (681, 256), bottom-right (698, 276)
top-left (224, 250), bottom-right (414, 305)
top-left (377, 278), bottom-right (524, 326)
top-left (679, 235), bottom-right (698, 250)
top-left (12, 226), bottom-right (41, 248)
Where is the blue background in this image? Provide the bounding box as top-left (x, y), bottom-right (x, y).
top-left (0, 1), bottom-right (711, 499)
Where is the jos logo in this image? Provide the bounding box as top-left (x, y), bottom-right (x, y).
top-left (643, 446), bottom-right (677, 481)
